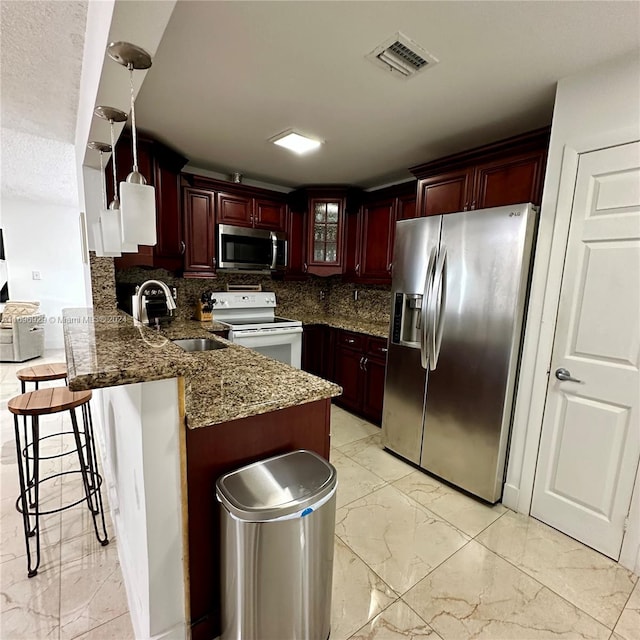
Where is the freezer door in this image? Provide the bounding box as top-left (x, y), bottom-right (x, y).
top-left (420, 203), bottom-right (537, 502)
top-left (382, 344), bottom-right (428, 464)
top-left (382, 217), bottom-right (441, 464)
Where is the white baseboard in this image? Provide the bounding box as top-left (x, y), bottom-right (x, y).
top-left (151, 622), bottom-right (188, 640)
top-left (502, 483), bottom-right (521, 512)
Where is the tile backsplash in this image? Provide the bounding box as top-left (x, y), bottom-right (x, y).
top-left (90, 256), bottom-right (390, 325)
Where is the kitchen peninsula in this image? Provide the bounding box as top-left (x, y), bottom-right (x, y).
top-left (62, 307), bottom-right (341, 640)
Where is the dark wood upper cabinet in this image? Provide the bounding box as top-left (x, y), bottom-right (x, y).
top-left (358, 198), bottom-right (395, 281)
top-left (185, 176), bottom-right (287, 235)
top-left (183, 188), bottom-right (216, 278)
top-left (396, 192), bottom-right (418, 220)
top-left (417, 168), bottom-right (473, 217)
top-left (284, 207), bottom-right (307, 280)
top-left (110, 131), bottom-right (187, 271)
top-left (217, 191), bottom-right (286, 232)
top-left (254, 197), bottom-right (286, 231)
top-left (345, 181), bottom-right (417, 285)
top-left (154, 150), bottom-right (187, 267)
top-left (216, 192), bottom-right (253, 227)
top-left (474, 151), bottom-right (546, 209)
top-left (307, 195), bottom-right (346, 276)
top-left (411, 127), bottom-right (550, 217)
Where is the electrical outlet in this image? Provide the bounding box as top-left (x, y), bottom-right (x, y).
top-left (32, 271), bottom-right (41, 281)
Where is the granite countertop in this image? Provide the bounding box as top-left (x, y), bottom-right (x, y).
top-left (288, 312), bottom-right (389, 338)
top-left (63, 309), bottom-right (341, 429)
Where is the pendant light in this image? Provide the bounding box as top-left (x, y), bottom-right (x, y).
top-left (94, 106), bottom-right (138, 253)
top-left (107, 41), bottom-right (156, 246)
top-left (87, 141), bottom-right (120, 258)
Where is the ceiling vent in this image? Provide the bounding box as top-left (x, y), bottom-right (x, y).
top-left (367, 32), bottom-right (439, 78)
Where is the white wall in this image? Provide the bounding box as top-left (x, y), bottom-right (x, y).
top-left (97, 378), bottom-right (186, 640)
top-left (504, 52), bottom-right (640, 570)
top-left (1, 195), bottom-right (87, 349)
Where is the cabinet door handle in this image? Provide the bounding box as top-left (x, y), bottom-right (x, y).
top-left (463, 203), bottom-right (468, 211)
top-left (380, 347), bottom-right (388, 353)
top-left (212, 257), bottom-right (217, 268)
top-left (180, 241), bottom-right (186, 255)
top-left (355, 263), bottom-right (360, 275)
top-left (387, 262), bottom-right (393, 272)
top-left (362, 357), bottom-right (368, 372)
top-left (303, 262), bottom-right (308, 273)
top-left (359, 356), bottom-right (365, 370)
top-left (470, 201), bottom-right (476, 210)
top-left (347, 338), bottom-right (355, 344)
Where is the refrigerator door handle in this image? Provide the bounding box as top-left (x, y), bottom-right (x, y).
top-left (420, 247), bottom-right (438, 370)
top-left (429, 246), bottom-right (448, 370)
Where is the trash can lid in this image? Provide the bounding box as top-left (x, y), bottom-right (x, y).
top-left (216, 450), bottom-right (337, 521)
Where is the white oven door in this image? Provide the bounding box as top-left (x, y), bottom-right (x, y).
top-left (229, 327), bottom-right (302, 368)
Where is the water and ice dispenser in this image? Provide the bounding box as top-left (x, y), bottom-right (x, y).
top-left (391, 292), bottom-right (422, 346)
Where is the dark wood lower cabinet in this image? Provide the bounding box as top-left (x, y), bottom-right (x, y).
top-left (301, 325), bottom-right (335, 381)
top-left (361, 355), bottom-right (386, 423)
top-left (333, 331), bottom-right (387, 425)
top-left (186, 400), bottom-right (331, 640)
top-left (333, 343), bottom-right (363, 412)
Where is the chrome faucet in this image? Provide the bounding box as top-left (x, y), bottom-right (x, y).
top-left (135, 279), bottom-right (177, 325)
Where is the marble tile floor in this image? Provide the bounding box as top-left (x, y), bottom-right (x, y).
top-left (1, 356), bottom-right (638, 639)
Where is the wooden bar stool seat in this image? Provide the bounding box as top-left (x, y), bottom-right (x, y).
top-left (16, 363), bottom-right (68, 384)
top-left (8, 387), bottom-right (91, 415)
top-left (7, 387), bottom-right (109, 577)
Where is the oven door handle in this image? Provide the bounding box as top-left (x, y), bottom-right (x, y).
top-left (231, 327), bottom-right (303, 339)
top-left (270, 232), bottom-right (278, 270)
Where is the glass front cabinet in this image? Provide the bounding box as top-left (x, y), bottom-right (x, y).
top-left (306, 192), bottom-right (346, 276)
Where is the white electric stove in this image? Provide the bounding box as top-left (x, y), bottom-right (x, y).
top-left (210, 292), bottom-right (302, 368)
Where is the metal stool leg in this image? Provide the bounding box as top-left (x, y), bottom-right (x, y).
top-left (13, 414), bottom-right (41, 577)
top-left (83, 403), bottom-right (109, 544)
top-left (80, 404), bottom-right (97, 504)
top-left (19, 380), bottom-right (35, 510)
top-left (70, 407), bottom-right (109, 546)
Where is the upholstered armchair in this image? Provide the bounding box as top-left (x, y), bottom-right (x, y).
top-left (0, 302), bottom-right (45, 362)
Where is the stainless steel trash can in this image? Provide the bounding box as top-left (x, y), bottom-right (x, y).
top-left (216, 449), bottom-right (337, 640)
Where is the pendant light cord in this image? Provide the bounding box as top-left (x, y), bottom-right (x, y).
top-left (99, 151), bottom-right (107, 211)
top-left (129, 64), bottom-right (139, 172)
top-left (109, 119), bottom-right (119, 204)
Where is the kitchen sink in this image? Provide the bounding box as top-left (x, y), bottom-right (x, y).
top-left (172, 338), bottom-right (227, 352)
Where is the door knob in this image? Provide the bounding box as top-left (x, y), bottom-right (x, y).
top-left (555, 368), bottom-right (582, 383)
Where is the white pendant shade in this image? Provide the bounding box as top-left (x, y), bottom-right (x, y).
top-left (120, 181), bottom-right (157, 245)
top-left (92, 221), bottom-right (120, 258)
top-left (100, 208), bottom-right (123, 255)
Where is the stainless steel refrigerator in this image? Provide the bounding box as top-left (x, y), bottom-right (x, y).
top-left (382, 203), bottom-right (537, 503)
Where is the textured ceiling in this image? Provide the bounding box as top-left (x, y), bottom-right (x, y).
top-left (1, 127), bottom-right (78, 206)
top-left (135, 0), bottom-right (640, 188)
top-left (0, 1), bottom-right (87, 206)
top-left (1, 0), bottom-right (88, 143)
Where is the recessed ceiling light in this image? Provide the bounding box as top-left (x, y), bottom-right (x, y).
top-left (271, 130), bottom-right (323, 154)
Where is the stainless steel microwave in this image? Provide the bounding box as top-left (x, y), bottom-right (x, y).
top-left (217, 224), bottom-right (287, 272)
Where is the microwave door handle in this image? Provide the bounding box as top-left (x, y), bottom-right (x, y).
top-left (270, 232), bottom-right (278, 269)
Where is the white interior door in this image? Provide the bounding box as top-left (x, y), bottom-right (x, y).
top-left (531, 141), bottom-right (640, 560)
